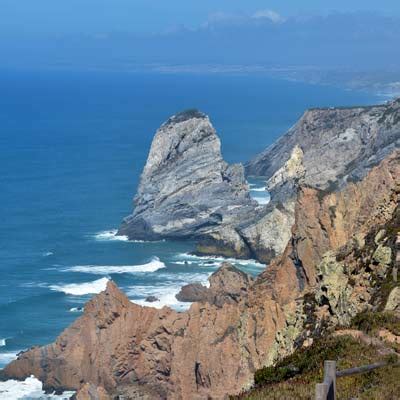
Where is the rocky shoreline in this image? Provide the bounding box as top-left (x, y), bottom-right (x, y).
top-left (1, 99), bottom-right (399, 399)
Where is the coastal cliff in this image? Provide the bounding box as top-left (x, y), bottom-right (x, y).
top-left (118, 109), bottom-right (260, 258)
top-left (246, 98), bottom-right (400, 193)
top-left (119, 100), bottom-right (400, 263)
top-left (3, 150), bottom-right (399, 399)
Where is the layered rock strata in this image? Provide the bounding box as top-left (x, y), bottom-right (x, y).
top-left (118, 109), bottom-right (258, 256)
top-left (3, 151), bottom-right (399, 399)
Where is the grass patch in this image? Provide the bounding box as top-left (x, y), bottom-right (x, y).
top-left (351, 311), bottom-right (400, 336)
top-left (233, 334), bottom-right (400, 400)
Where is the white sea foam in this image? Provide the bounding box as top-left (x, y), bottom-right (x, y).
top-left (94, 229), bottom-right (129, 242)
top-left (0, 339), bottom-right (6, 347)
top-left (50, 277), bottom-right (109, 296)
top-left (0, 351), bottom-right (19, 367)
top-left (69, 307), bottom-right (84, 313)
top-left (174, 253), bottom-right (265, 268)
top-left (42, 251), bottom-right (54, 257)
top-left (129, 285), bottom-right (192, 311)
top-left (253, 196), bottom-right (270, 205)
top-left (0, 376), bottom-right (75, 400)
top-left (93, 229), bottom-right (164, 243)
top-left (250, 187), bottom-right (267, 192)
top-left (128, 270), bottom-right (211, 311)
top-left (64, 257), bottom-right (166, 275)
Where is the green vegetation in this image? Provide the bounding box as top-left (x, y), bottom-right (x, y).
top-left (233, 334), bottom-right (400, 400)
top-left (351, 311), bottom-right (400, 336)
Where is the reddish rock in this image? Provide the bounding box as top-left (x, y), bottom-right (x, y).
top-left (2, 151), bottom-right (399, 399)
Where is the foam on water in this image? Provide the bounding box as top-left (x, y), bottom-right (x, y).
top-left (94, 229), bottom-right (129, 242)
top-left (128, 270), bottom-right (212, 311)
top-left (42, 251), bottom-right (54, 257)
top-left (250, 187), bottom-right (267, 192)
top-left (63, 257), bottom-right (166, 275)
top-left (0, 376), bottom-right (75, 400)
top-left (0, 339), bottom-right (6, 347)
top-left (69, 307), bottom-right (84, 313)
top-left (50, 277), bottom-right (109, 296)
top-left (0, 351), bottom-right (19, 368)
top-left (93, 229), bottom-right (165, 243)
top-left (174, 253), bottom-right (265, 269)
top-left (253, 196), bottom-right (270, 205)
top-left (129, 285), bottom-right (192, 311)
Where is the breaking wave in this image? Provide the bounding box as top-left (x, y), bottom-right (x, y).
top-left (173, 253), bottom-right (265, 269)
top-left (94, 229), bottom-right (129, 242)
top-left (63, 257), bottom-right (166, 275)
top-left (50, 277), bottom-right (109, 296)
top-left (0, 376), bottom-right (75, 400)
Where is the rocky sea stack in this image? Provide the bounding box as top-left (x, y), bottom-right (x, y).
top-left (118, 109), bottom-right (259, 258)
top-left (118, 100), bottom-right (400, 264)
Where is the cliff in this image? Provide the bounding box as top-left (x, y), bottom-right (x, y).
top-left (118, 109), bottom-right (259, 258)
top-left (119, 101), bottom-right (400, 263)
top-left (3, 151), bottom-right (399, 399)
top-left (246, 98), bottom-right (400, 195)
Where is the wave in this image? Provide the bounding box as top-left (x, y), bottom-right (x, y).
top-left (250, 187), bottom-right (267, 192)
top-left (42, 251), bottom-right (54, 257)
top-left (94, 229), bottom-right (129, 242)
top-left (69, 307), bottom-right (84, 313)
top-left (0, 376), bottom-right (75, 400)
top-left (174, 253), bottom-right (265, 268)
top-left (0, 351), bottom-right (19, 368)
top-left (50, 277), bottom-right (109, 296)
top-left (93, 229), bottom-right (165, 243)
top-left (128, 285), bottom-right (192, 312)
top-left (63, 257), bottom-right (166, 275)
top-left (128, 270), bottom-right (211, 311)
top-left (0, 339), bottom-right (6, 347)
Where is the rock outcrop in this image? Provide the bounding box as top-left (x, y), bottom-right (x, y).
top-left (246, 98), bottom-right (400, 195)
top-left (3, 151), bottom-right (399, 399)
top-left (118, 101), bottom-right (399, 264)
top-left (118, 109), bottom-right (257, 256)
top-left (176, 262), bottom-right (254, 306)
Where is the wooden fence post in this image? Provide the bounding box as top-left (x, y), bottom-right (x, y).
top-left (324, 360), bottom-right (337, 400)
top-left (315, 383), bottom-right (329, 400)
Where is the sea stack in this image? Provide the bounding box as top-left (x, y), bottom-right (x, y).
top-left (118, 109), bottom-right (258, 257)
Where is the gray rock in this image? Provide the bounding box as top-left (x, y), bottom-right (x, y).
top-left (246, 98), bottom-right (400, 199)
top-left (118, 109), bottom-right (259, 256)
top-left (145, 296), bottom-right (160, 303)
top-left (118, 100), bottom-right (400, 263)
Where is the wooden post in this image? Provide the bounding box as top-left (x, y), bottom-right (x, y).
top-left (315, 383), bottom-right (329, 400)
top-left (324, 360), bottom-right (337, 400)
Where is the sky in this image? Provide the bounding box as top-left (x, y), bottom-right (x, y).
top-left (1, 0), bottom-right (400, 36)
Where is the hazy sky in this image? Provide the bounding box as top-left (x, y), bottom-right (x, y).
top-left (1, 0), bottom-right (399, 36)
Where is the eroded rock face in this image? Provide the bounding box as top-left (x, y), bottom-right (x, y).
top-left (3, 152), bottom-right (399, 400)
top-left (118, 110), bottom-right (257, 244)
top-left (176, 262), bottom-right (254, 306)
top-left (246, 98), bottom-right (400, 192)
top-left (73, 383), bottom-right (110, 400)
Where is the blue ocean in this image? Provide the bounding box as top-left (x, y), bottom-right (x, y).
top-left (0, 69), bottom-right (378, 373)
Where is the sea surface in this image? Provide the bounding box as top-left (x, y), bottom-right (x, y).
top-left (0, 69), bottom-right (378, 397)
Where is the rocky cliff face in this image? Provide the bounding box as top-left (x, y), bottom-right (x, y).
top-left (118, 110), bottom-right (256, 245)
top-left (119, 101), bottom-right (399, 264)
top-left (246, 98), bottom-right (400, 195)
top-left (3, 151), bottom-right (399, 399)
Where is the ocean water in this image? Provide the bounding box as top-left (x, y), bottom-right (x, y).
top-left (0, 69), bottom-right (378, 384)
